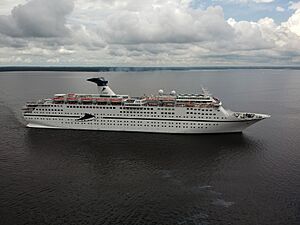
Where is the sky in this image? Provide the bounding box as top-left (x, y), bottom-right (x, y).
top-left (0, 0), bottom-right (300, 66)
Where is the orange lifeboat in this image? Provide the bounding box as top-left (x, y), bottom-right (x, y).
top-left (81, 97), bottom-right (93, 103)
top-left (95, 98), bottom-right (109, 102)
top-left (53, 97), bottom-right (64, 102)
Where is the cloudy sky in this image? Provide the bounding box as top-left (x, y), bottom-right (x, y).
top-left (1, 0), bottom-right (300, 66)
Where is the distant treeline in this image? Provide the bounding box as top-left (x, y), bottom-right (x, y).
top-left (1, 66), bottom-right (300, 72)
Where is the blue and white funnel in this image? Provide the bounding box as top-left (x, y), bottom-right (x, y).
top-left (87, 77), bottom-right (116, 96)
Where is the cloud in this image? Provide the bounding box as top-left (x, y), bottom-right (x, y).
top-left (0, 0), bottom-right (27, 15)
top-left (282, 9), bottom-right (300, 36)
top-left (253, 0), bottom-right (274, 3)
top-left (0, 0), bottom-right (74, 38)
top-left (0, 0), bottom-right (300, 65)
top-left (214, 0), bottom-right (274, 4)
top-left (276, 6), bottom-right (285, 12)
top-left (289, 1), bottom-right (300, 10)
top-left (227, 18), bottom-right (276, 50)
top-left (103, 5), bottom-right (234, 44)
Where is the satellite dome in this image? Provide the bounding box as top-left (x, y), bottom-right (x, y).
top-left (158, 89), bottom-right (164, 95)
top-left (171, 90), bottom-right (176, 95)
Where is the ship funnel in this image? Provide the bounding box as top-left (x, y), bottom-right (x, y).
top-left (87, 77), bottom-right (116, 96)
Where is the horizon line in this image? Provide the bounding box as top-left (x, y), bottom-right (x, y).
top-left (1, 65), bottom-right (300, 73)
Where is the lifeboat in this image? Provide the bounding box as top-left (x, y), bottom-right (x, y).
top-left (80, 97), bottom-right (93, 103)
top-left (95, 98), bottom-right (109, 102)
top-left (110, 98), bottom-right (122, 102)
top-left (111, 98), bottom-right (122, 105)
top-left (53, 97), bottom-right (64, 103)
top-left (95, 98), bottom-right (110, 105)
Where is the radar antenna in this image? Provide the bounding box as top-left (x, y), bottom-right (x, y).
top-left (201, 86), bottom-right (211, 97)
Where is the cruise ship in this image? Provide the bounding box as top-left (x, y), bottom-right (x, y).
top-left (22, 77), bottom-right (270, 134)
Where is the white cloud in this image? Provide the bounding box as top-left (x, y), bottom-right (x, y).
top-left (0, 0), bottom-right (300, 65)
top-left (276, 6), bottom-right (285, 12)
top-left (289, 1), bottom-right (300, 10)
top-left (102, 5), bottom-right (233, 44)
top-left (214, 0), bottom-right (274, 3)
top-left (254, 0), bottom-right (274, 3)
top-left (227, 17), bottom-right (276, 51)
top-left (0, 0), bottom-right (74, 37)
top-left (282, 9), bottom-right (300, 36)
top-left (0, 0), bottom-right (27, 15)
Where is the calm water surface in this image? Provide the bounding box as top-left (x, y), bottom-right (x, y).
top-left (0, 70), bottom-right (299, 225)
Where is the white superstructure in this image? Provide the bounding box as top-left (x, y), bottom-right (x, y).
top-left (22, 77), bottom-right (270, 134)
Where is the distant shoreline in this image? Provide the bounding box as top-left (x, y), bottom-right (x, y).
top-left (1, 66), bottom-right (300, 72)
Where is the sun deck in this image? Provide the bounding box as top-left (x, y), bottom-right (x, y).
top-left (47, 92), bottom-right (222, 109)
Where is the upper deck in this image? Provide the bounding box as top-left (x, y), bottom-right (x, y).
top-left (49, 92), bottom-right (221, 108)
top-left (23, 77), bottom-right (222, 111)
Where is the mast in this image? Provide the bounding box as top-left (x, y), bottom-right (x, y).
top-left (201, 86), bottom-right (211, 97)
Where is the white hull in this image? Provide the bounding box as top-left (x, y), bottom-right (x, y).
top-left (25, 114), bottom-right (261, 134)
